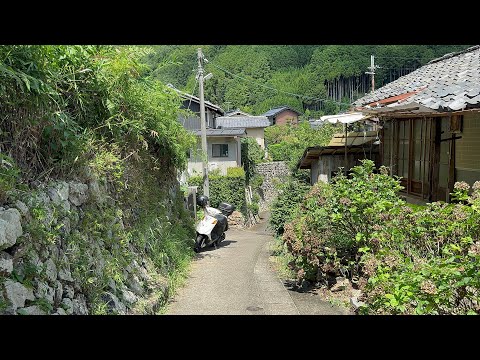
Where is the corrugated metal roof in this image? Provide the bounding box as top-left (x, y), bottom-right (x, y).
top-left (216, 116), bottom-right (270, 128)
top-left (261, 106), bottom-right (301, 117)
top-left (192, 128), bottom-right (245, 137)
top-left (327, 131), bottom-right (378, 147)
top-left (353, 46), bottom-right (480, 112)
top-left (298, 142), bottom-right (379, 169)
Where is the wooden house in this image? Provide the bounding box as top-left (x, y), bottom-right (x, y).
top-left (353, 46), bottom-right (480, 203)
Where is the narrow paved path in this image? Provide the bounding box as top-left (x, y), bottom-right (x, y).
top-left (166, 213), bottom-right (299, 315)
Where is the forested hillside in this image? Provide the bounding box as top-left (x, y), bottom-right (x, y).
top-left (144, 45), bottom-right (470, 116)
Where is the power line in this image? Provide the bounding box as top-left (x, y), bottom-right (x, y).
top-left (186, 67), bottom-right (198, 112)
top-left (205, 59), bottom-right (352, 106)
top-left (374, 56), bottom-right (425, 60)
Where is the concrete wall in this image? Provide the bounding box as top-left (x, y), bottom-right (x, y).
top-left (188, 136), bottom-right (240, 176)
top-left (244, 127), bottom-right (265, 149)
top-left (273, 110), bottom-right (299, 126)
top-left (455, 112), bottom-right (480, 186)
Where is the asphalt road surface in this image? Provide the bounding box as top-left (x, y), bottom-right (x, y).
top-left (166, 213), bottom-right (348, 315)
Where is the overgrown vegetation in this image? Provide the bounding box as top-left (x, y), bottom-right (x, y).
top-left (265, 121), bottom-right (336, 169)
top-left (269, 176), bottom-right (311, 237)
top-left (0, 45), bottom-right (197, 314)
top-left (0, 154), bottom-right (21, 204)
top-left (189, 167), bottom-right (247, 215)
top-left (0, 45), bottom-right (195, 184)
top-left (279, 160), bottom-right (480, 315)
top-left (241, 137), bottom-right (265, 184)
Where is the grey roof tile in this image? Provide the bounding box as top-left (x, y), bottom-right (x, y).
top-left (192, 128), bottom-right (245, 136)
top-left (354, 46), bottom-right (480, 112)
top-left (216, 116), bottom-right (270, 128)
top-left (448, 98), bottom-right (468, 111)
top-left (466, 95), bottom-right (480, 104)
top-left (261, 106), bottom-right (301, 117)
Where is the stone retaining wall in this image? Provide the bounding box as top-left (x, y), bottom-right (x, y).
top-left (255, 162), bottom-right (290, 212)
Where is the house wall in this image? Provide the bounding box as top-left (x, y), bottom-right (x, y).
top-left (188, 136), bottom-right (240, 176)
top-left (310, 154), bottom-right (368, 185)
top-left (244, 127), bottom-right (265, 149)
top-left (273, 110), bottom-right (299, 126)
top-left (380, 114), bottom-right (480, 203)
top-left (455, 112), bottom-right (480, 186)
top-left (311, 160), bottom-right (320, 185)
top-left (181, 100), bottom-right (218, 128)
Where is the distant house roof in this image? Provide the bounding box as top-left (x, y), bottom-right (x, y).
top-left (225, 109), bottom-right (252, 117)
top-left (167, 84), bottom-right (224, 115)
top-left (192, 128), bottom-right (245, 137)
top-left (353, 45), bottom-right (480, 113)
top-left (216, 116), bottom-right (270, 128)
top-left (261, 106), bottom-right (301, 117)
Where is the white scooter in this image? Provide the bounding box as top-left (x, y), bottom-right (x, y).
top-left (194, 195), bottom-right (235, 253)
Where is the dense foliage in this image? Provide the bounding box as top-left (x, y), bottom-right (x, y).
top-left (145, 45), bottom-right (470, 117)
top-left (241, 137), bottom-right (265, 185)
top-left (281, 160), bottom-right (480, 314)
top-left (189, 168), bottom-right (247, 214)
top-left (269, 176), bottom-right (311, 237)
top-left (265, 121), bottom-right (337, 169)
top-left (0, 45), bottom-right (195, 184)
top-left (0, 45), bottom-right (197, 314)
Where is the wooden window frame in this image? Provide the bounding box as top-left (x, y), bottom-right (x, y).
top-left (386, 117), bottom-right (434, 199)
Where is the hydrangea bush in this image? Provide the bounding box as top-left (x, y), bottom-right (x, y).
top-left (281, 160), bottom-right (480, 314)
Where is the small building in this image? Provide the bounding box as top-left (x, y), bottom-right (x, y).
top-left (353, 45), bottom-right (480, 203)
top-left (298, 131), bottom-right (379, 185)
top-left (170, 85), bottom-right (244, 176)
top-left (172, 85), bottom-right (224, 129)
top-left (261, 106), bottom-right (301, 126)
top-left (188, 128), bottom-right (245, 175)
top-left (215, 116), bottom-right (270, 149)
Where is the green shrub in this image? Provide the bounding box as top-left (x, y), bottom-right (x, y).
top-left (269, 177), bottom-right (311, 236)
top-left (0, 45), bottom-right (195, 179)
top-left (241, 137), bottom-right (265, 184)
top-left (189, 170), bottom-right (246, 213)
top-left (281, 160), bottom-right (480, 314)
top-left (265, 121), bottom-right (336, 170)
top-left (0, 154), bottom-right (20, 204)
top-left (226, 166), bottom-right (245, 178)
top-left (361, 182), bottom-right (480, 315)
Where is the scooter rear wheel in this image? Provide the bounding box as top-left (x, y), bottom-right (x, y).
top-left (194, 234), bottom-right (206, 253)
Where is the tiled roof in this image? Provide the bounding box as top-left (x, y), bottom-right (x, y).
top-left (262, 106), bottom-right (301, 117)
top-left (192, 128), bottom-right (245, 136)
top-left (216, 116), bottom-right (270, 128)
top-left (353, 46), bottom-right (480, 112)
top-left (225, 109), bottom-right (252, 117)
top-left (167, 84), bottom-right (224, 115)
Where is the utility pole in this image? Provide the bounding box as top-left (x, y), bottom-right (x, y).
top-left (365, 55), bottom-right (379, 93)
top-left (197, 48), bottom-right (209, 197)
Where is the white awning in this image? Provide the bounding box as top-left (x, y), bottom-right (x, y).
top-left (319, 112), bottom-right (367, 124)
